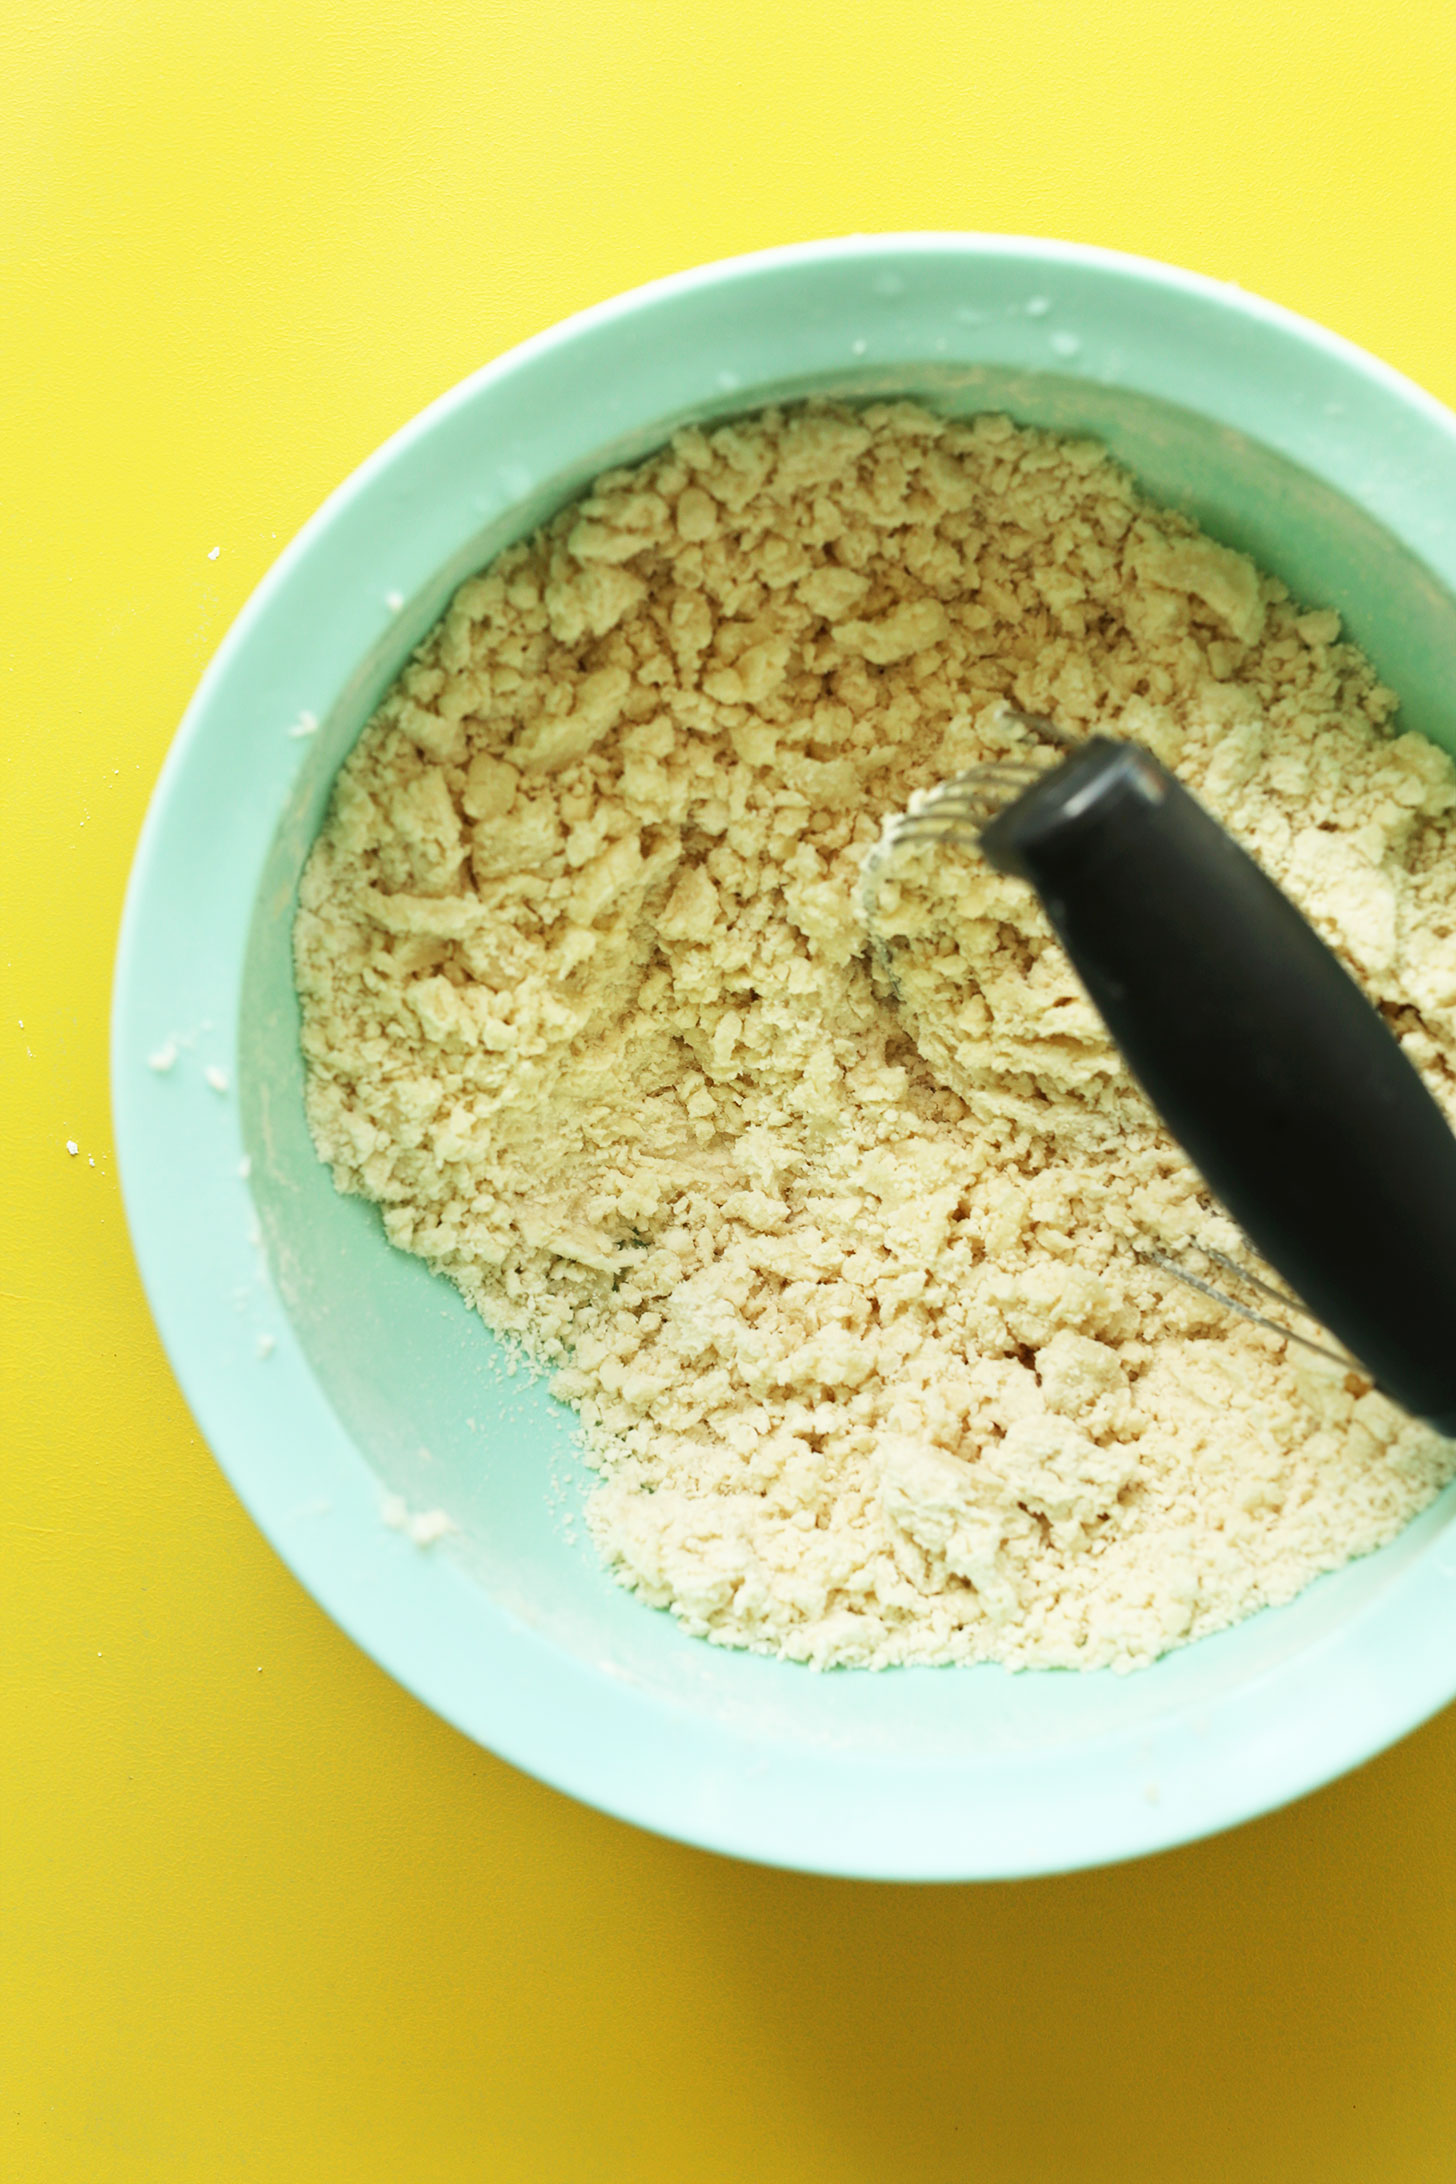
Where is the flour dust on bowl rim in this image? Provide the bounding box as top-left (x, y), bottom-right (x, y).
top-left (111, 235), bottom-right (1456, 1879)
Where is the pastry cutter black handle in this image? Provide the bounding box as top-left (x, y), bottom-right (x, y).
top-left (979, 738), bottom-right (1456, 1434)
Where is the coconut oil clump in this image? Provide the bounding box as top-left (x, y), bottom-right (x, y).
top-left (294, 401), bottom-right (1456, 1671)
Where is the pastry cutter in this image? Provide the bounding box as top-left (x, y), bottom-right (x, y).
top-left (862, 713), bottom-right (1456, 1435)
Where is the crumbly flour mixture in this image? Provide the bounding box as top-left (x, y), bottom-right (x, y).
top-left (295, 401), bottom-right (1456, 1671)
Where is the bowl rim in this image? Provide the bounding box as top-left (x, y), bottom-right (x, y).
top-left (112, 232), bottom-right (1456, 1879)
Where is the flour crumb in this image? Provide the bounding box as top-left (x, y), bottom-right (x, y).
top-left (381, 1493), bottom-right (454, 1546)
top-left (296, 399), bottom-right (1456, 1673)
top-left (65, 1139), bottom-right (78, 1157)
top-left (204, 1065), bottom-right (230, 1094)
top-left (148, 1040), bottom-right (179, 1072)
top-left (289, 711), bottom-right (319, 739)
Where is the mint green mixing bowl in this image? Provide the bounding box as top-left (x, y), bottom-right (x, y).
top-left (113, 237), bottom-right (1456, 1878)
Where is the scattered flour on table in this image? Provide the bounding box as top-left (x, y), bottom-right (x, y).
top-left (294, 401), bottom-right (1456, 1671)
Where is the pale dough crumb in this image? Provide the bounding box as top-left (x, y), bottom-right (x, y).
top-left (296, 400), bottom-right (1456, 1673)
top-left (204, 1065), bottom-right (230, 1094)
top-left (381, 1493), bottom-right (454, 1546)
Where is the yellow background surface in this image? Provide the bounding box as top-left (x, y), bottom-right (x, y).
top-left (6, 3), bottom-right (1456, 2177)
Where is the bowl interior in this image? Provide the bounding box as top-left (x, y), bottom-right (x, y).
top-left (121, 241), bottom-right (1456, 1875)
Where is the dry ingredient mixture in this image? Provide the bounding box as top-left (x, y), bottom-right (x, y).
top-left (295, 401), bottom-right (1456, 1671)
